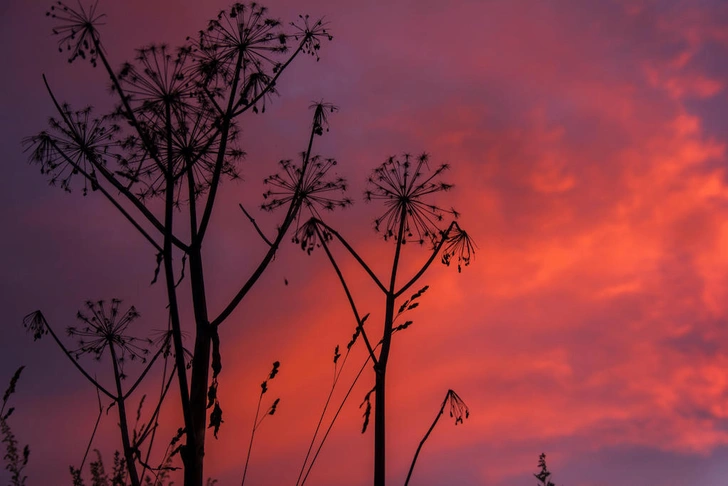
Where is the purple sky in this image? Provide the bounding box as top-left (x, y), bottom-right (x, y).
top-left (3, 0), bottom-right (728, 485)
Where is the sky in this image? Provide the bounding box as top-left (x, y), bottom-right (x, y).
top-left (2, 0), bottom-right (728, 485)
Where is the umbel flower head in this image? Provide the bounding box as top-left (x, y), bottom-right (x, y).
top-left (116, 43), bottom-right (200, 123)
top-left (66, 299), bottom-right (152, 379)
top-left (262, 101), bottom-right (351, 226)
top-left (192, 3), bottom-right (287, 103)
top-left (116, 107), bottom-right (244, 203)
top-left (292, 217), bottom-right (332, 255)
top-left (441, 223), bottom-right (477, 273)
top-left (22, 105), bottom-right (121, 196)
top-left (262, 155), bottom-right (351, 215)
top-left (112, 43), bottom-right (244, 203)
top-left (445, 389), bottom-right (470, 425)
top-left (289, 13), bottom-right (333, 60)
top-left (47, 1), bottom-right (106, 66)
top-left (365, 153), bottom-right (458, 245)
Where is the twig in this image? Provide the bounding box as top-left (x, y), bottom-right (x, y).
top-left (240, 204), bottom-right (273, 247)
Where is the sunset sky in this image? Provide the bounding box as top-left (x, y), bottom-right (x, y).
top-left (2, 0), bottom-right (728, 485)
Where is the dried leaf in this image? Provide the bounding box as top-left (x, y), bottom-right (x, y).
top-left (207, 379), bottom-right (218, 409)
top-left (150, 252), bottom-right (163, 285)
top-left (208, 402), bottom-right (223, 439)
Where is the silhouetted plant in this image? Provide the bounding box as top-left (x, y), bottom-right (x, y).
top-left (296, 153), bottom-right (476, 485)
top-left (1, 367), bottom-right (30, 486)
top-left (70, 450), bottom-right (127, 486)
top-left (295, 319), bottom-right (372, 486)
top-left (240, 361), bottom-right (281, 486)
top-left (534, 453), bottom-right (557, 486)
top-left (23, 303), bottom-right (172, 486)
top-left (404, 389), bottom-right (470, 486)
top-left (24, 2), bottom-right (340, 484)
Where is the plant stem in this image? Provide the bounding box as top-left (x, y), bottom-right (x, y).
top-left (109, 343), bottom-right (141, 486)
top-left (160, 101), bottom-right (196, 486)
top-left (241, 391), bottom-right (264, 486)
top-left (374, 206), bottom-right (408, 486)
top-left (404, 395), bottom-right (446, 486)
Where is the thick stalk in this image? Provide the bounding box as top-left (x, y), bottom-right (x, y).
top-left (187, 244), bottom-right (212, 485)
top-left (374, 208), bottom-right (408, 486)
top-left (373, 369), bottom-right (387, 486)
top-left (186, 151), bottom-right (213, 486)
top-left (159, 102), bottom-right (196, 485)
top-left (109, 343), bottom-right (141, 486)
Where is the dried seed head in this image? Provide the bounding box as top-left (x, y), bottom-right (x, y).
top-left (47, 1), bottom-right (106, 66)
top-left (365, 153), bottom-right (457, 245)
top-left (66, 299), bottom-right (149, 378)
top-left (445, 389), bottom-right (470, 425)
top-left (441, 223), bottom-right (477, 272)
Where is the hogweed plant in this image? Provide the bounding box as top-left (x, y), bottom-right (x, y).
top-left (23, 2), bottom-right (343, 484)
top-left (296, 153), bottom-right (476, 485)
top-left (23, 301), bottom-right (175, 486)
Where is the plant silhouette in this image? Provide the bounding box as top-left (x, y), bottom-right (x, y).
top-left (296, 153), bottom-right (476, 485)
top-left (23, 2), bottom-right (343, 484)
top-left (1, 367), bottom-right (30, 486)
top-left (534, 452), bottom-right (557, 486)
top-left (22, 303), bottom-right (178, 485)
top-left (404, 389), bottom-right (470, 486)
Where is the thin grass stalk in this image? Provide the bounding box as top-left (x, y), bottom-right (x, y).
top-left (138, 356), bottom-right (176, 484)
top-left (78, 387), bottom-right (104, 473)
top-left (295, 334), bottom-right (358, 486)
top-left (240, 391), bottom-right (265, 486)
top-left (300, 354), bottom-right (372, 486)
